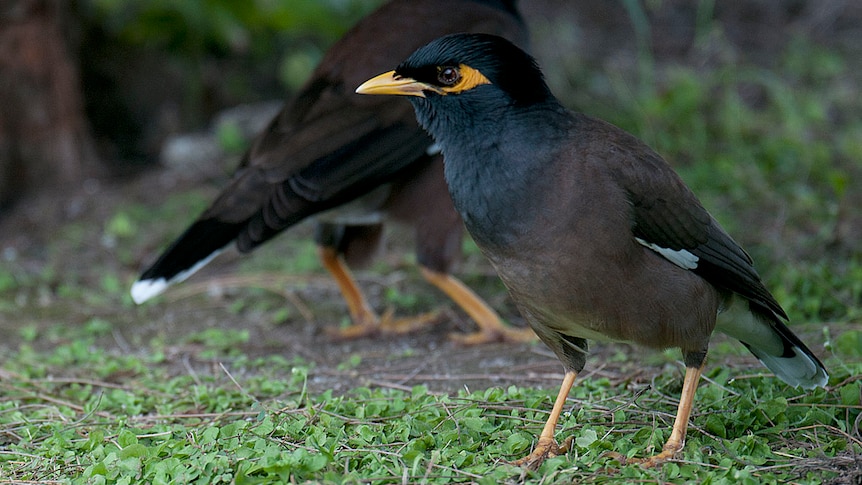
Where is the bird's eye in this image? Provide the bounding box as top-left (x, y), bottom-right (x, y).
top-left (437, 66), bottom-right (461, 86)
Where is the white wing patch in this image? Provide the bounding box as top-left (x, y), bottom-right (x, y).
top-left (426, 142), bottom-right (442, 156)
top-left (635, 237), bottom-right (699, 270)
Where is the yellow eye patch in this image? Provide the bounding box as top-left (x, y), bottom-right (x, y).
top-left (439, 64), bottom-right (491, 94)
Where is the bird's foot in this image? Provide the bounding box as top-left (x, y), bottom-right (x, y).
top-left (377, 308), bottom-right (442, 334)
top-left (449, 325), bottom-right (535, 346)
top-left (326, 309), bottom-right (441, 340)
top-left (509, 435), bottom-right (573, 470)
top-left (325, 320), bottom-right (380, 340)
top-left (634, 440), bottom-right (682, 468)
top-left (603, 441), bottom-right (681, 468)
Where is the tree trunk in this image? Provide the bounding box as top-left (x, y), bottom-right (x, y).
top-left (0, 0), bottom-right (96, 209)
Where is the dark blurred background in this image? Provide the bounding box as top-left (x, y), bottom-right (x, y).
top-left (1, 1), bottom-right (858, 188)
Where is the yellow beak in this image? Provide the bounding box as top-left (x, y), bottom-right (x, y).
top-left (355, 70), bottom-right (437, 98)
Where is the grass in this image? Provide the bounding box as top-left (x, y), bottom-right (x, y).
top-left (2, 2), bottom-right (862, 483)
top-left (2, 323), bottom-right (860, 484)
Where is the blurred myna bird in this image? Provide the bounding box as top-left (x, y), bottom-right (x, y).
top-left (356, 33), bottom-right (828, 467)
top-left (131, 0), bottom-right (534, 344)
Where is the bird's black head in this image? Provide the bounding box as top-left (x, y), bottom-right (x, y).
top-left (356, 33), bottom-right (552, 108)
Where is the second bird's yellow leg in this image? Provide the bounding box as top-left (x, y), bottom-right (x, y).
top-left (320, 247), bottom-right (438, 338)
top-left (420, 267), bottom-right (535, 345)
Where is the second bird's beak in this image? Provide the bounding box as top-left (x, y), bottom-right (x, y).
top-left (356, 71), bottom-right (435, 98)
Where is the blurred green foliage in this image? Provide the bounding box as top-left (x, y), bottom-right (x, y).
top-left (82, 0), bottom-right (382, 91)
top-left (76, 0), bottom-right (385, 159)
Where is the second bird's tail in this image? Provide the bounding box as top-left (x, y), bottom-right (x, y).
top-left (130, 219), bottom-right (243, 304)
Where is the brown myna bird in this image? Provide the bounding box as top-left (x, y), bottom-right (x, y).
top-left (356, 33), bottom-right (829, 467)
top-left (131, 0), bottom-right (534, 344)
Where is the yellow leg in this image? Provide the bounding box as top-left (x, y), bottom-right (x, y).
top-left (511, 370), bottom-right (578, 469)
top-left (319, 247), bottom-right (438, 339)
top-left (420, 267), bottom-right (535, 345)
top-left (319, 247), bottom-right (378, 338)
top-left (610, 364), bottom-right (703, 467)
top-left (639, 364), bottom-right (702, 466)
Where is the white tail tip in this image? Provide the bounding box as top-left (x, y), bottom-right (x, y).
top-left (130, 278), bottom-right (169, 304)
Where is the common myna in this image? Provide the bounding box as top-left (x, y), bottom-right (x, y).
top-left (131, 0), bottom-right (534, 344)
top-left (356, 33), bottom-right (828, 467)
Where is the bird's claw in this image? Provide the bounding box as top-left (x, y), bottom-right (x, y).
top-left (602, 441), bottom-right (681, 468)
top-left (326, 309), bottom-right (441, 340)
top-left (509, 435), bottom-right (573, 470)
top-left (448, 325), bottom-right (535, 346)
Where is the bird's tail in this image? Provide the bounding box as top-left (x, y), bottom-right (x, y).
top-left (130, 219), bottom-right (243, 304)
top-left (716, 301), bottom-right (828, 389)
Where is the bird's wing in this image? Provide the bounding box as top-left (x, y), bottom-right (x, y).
top-left (205, 73), bottom-right (428, 218)
top-left (595, 118), bottom-right (787, 320)
top-left (235, 98), bottom-right (435, 250)
top-left (132, 81), bottom-right (431, 302)
top-left (579, 116), bottom-right (826, 389)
